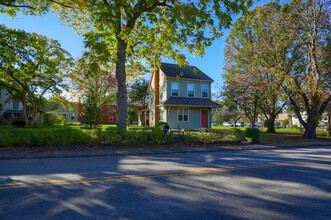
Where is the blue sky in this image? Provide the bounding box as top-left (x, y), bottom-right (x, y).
top-left (0, 0), bottom-right (270, 91)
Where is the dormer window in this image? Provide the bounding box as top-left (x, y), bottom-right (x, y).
top-left (171, 82), bottom-right (179, 96)
top-left (188, 84), bottom-right (194, 97)
top-left (202, 84), bottom-right (208, 98)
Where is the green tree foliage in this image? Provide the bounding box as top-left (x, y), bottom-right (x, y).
top-left (224, 0), bottom-right (330, 137)
top-left (70, 53), bottom-right (116, 128)
top-left (224, 2), bottom-right (288, 132)
top-left (223, 70), bottom-right (262, 128)
top-left (127, 108), bottom-right (138, 125)
top-left (128, 79), bottom-right (149, 108)
top-left (282, 119), bottom-right (289, 128)
top-left (80, 91), bottom-right (102, 129)
top-left (40, 97), bottom-right (61, 112)
top-left (0, 24), bottom-right (72, 127)
top-left (50, 0), bottom-right (252, 128)
top-left (0, 0), bottom-right (71, 16)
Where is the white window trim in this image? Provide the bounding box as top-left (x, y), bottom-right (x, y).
top-left (171, 82), bottom-right (179, 97)
top-left (201, 84), bottom-right (208, 98)
top-left (200, 109), bottom-right (209, 127)
top-left (177, 108), bottom-right (189, 122)
top-left (109, 116), bottom-right (114, 122)
top-left (71, 113), bottom-right (75, 119)
top-left (187, 83), bottom-right (195, 98)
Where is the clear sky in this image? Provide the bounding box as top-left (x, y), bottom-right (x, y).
top-left (0, 0), bottom-right (270, 91)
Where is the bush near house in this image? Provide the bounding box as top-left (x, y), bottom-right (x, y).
top-left (183, 127), bottom-right (244, 144)
top-left (245, 128), bottom-right (261, 143)
top-left (282, 119), bottom-right (289, 128)
top-left (0, 125), bottom-right (172, 148)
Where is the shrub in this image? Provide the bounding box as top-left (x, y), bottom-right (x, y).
top-left (43, 114), bottom-right (65, 126)
top-left (12, 119), bottom-right (25, 127)
top-left (292, 124), bottom-right (299, 129)
top-left (282, 119), bottom-right (289, 128)
top-left (245, 128), bottom-right (261, 144)
top-left (155, 121), bottom-right (169, 127)
top-left (232, 128), bottom-right (244, 143)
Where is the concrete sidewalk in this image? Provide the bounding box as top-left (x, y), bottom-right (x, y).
top-left (1, 141), bottom-right (331, 160)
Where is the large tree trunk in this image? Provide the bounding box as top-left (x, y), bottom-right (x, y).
top-left (303, 120), bottom-right (317, 139)
top-left (115, 37), bottom-right (128, 128)
top-left (266, 115), bottom-right (276, 133)
top-left (21, 94), bottom-right (29, 128)
top-left (31, 101), bottom-right (38, 127)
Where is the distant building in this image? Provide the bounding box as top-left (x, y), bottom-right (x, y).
top-left (48, 103), bottom-right (143, 125)
top-left (47, 103), bottom-right (79, 123)
top-left (0, 89), bottom-right (23, 119)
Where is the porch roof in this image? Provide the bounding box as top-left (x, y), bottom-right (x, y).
top-left (158, 97), bottom-right (222, 108)
top-left (3, 109), bottom-right (23, 114)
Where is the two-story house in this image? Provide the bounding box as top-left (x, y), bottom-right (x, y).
top-left (146, 63), bottom-right (221, 129)
top-left (0, 88), bottom-right (23, 118)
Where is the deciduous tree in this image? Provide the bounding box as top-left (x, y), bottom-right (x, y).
top-left (70, 53), bottom-right (116, 128)
top-left (51, 0), bottom-right (252, 128)
top-left (128, 79), bottom-right (149, 108)
top-left (0, 24), bottom-right (72, 127)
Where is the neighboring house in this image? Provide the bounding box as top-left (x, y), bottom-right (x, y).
top-left (144, 63), bottom-right (222, 129)
top-left (48, 103), bottom-right (143, 124)
top-left (78, 104), bottom-right (143, 125)
top-left (0, 89), bottom-right (23, 118)
top-left (276, 113), bottom-right (293, 126)
top-left (47, 103), bottom-right (79, 123)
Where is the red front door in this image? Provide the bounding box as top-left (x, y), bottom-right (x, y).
top-left (201, 110), bottom-right (208, 128)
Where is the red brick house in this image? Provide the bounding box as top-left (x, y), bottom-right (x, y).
top-left (78, 104), bottom-right (143, 124)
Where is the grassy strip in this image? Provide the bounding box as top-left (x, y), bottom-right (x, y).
top-left (0, 125), bottom-right (172, 148)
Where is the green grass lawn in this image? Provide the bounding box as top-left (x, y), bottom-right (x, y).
top-left (214, 126), bottom-right (330, 144)
top-left (0, 124), bottom-right (329, 149)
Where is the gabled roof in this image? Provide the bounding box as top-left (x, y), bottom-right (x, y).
top-left (158, 97), bottom-right (222, 108)
top-left (160, 63), bottom-right (214, 82)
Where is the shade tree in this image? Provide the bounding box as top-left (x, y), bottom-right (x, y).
top-left (50, 0), bottom-right (252, 128)
top-left (0, 24), bottom-right (72, 127)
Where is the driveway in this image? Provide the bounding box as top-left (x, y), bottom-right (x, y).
top-left (0, 146), bottom-right (331, 219)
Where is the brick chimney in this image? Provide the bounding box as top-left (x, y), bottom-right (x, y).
top-left (154, 67), bottom-right (159, 124)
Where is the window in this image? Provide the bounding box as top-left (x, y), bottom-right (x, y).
top-left (202, 84), bottom-right (208, 98)
top-left (109, 116), bottom-right (114, 122)
top-left (178, 108), bottom-right (188, 122)
top-left (187, 84), bottom-right (194, 97)
top-left (71, 114), bottom-right (75, 119)
top-left (171, 82), bottom-right (179, 96)
top-left (62, 114), bottom-right (67, 119)
top-left (13, 101), bottom-right (18, 109)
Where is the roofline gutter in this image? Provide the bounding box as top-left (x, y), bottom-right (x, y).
top-left (157, 104), bottom-right (221, 108)
top-left (165, 76), bottom-right (214, 83)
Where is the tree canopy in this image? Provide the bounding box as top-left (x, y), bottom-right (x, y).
top-left (50, 0), bottom-right (252, 128)
top-left (0, 24), bottom-right (72, 127)
top-left (223, 0), bottom-right (330, 137)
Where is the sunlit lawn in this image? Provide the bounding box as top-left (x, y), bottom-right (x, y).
top-left (214, 126), bottom-right (330, 144)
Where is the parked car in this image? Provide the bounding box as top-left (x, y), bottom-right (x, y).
top-left (223, 122), bottom-right (234, 127)
top-left (255, 122), bottom-right (262, 127)
top-left (211, 122), bottom-right (217, 126)
top-left (236, 122), bottom-right (245, 127)
top-left (275, 124), bottom-right (284, 129)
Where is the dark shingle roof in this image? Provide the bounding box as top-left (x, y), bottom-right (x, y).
top-left (160, 63), bottom-right (214, 82)
top-left (158, 97), bottom-right (222, 108)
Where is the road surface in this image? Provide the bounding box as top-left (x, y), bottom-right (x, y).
top-left (0, 146), bottom-right (331, 219)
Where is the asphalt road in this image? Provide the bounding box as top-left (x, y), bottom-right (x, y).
top-left (0, 146), bottom-right (331, 220)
